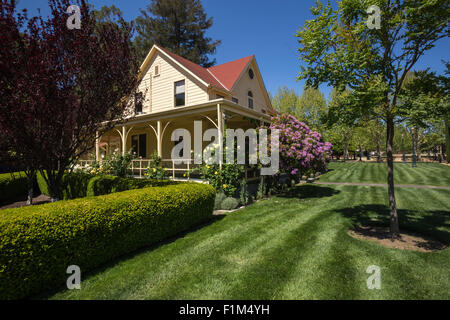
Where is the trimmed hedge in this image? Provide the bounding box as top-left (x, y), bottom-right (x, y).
top-left (37, 172), bottom-right (175, 199)
top-left (37, 171), bottom-right (92, 200)
top-left (86, 175), bottom-right (175, 197)
top-left (0, 182), bottom-right (215, 299)
top-left (0, 172), bottom-right (31, 203)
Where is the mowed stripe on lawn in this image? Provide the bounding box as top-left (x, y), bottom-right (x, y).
top-left (49, 184), bottom-right (450, 300)
top-left (320, 162), bottom-right (450, 186)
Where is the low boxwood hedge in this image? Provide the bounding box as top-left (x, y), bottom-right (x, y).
top-left (0, 182), bottom-right (215, 299)
top-left (86, 175), bottom-right (175, 197)
top-left (0, 172), bottom-right (32, 203)
top-left (37, 172), bottom-right (175, 200)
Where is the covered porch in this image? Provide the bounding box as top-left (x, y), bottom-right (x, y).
top-left (80, 100), bottom-right (271, 180)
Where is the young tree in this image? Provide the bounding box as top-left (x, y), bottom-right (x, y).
top-left (296, 0), bottom-right (449, 236)
top-left (326, 87), bottom-right (359, 161)
top-left (398, 66), bottom-right (450, 162)
top-left (134, 0), bottom-right (221, 66)
top-left (297, 87), bottom-right (328, 132)
top-left (271, 86), bottom-right (301, 115)
top-left (0, 0), bottom-right (140, 201)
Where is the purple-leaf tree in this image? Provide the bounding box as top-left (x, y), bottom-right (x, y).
top-left (269, 114), bottom-right (332, 179)
top-left (0, 0), bottom-right (139, 201)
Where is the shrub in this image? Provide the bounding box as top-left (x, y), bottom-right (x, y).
top-left (256, 176), bottom-right (266, 200)
top-left (86, 175), bottom-right (175, 197)
top-left (239, 179), bottom-right (253, 205)
top-left (101, 150), bottom-right (135, 177)
top-left (145, 151), bottom-right (168, 180)
top-left (214, 192), bottom-right (227, 210)
top-left (37, 171), bottom-right (92, 200)
top-left (0, 172), bottom-right (29, 203)
top-left (191, 163), bottom-right (244, 197)
top-left (0, 183), bottom-right (215, 299)
top-left (220, 197), bottom-right (239, 210)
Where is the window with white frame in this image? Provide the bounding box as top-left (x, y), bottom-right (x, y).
top-left (174, 80), bottom-right (185, 107)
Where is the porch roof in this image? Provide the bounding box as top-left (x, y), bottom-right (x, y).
top-left (115, 99), bottom-right (272, 127)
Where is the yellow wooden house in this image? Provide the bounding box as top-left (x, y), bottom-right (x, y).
top-left (84, 45), bottom-right (275, 177)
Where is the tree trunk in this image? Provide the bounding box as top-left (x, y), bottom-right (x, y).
top-left (343, 139), bottom-right (349, 162)
top-left (25, 169), bottom-right (36, 205)
top-left (376, 139), bottom-right (382, 163)
top-left (445, 117), bottom-right (450, 163)
top-left (40, 168), bottom-right (63, 202)
top-left (386, 116), bottom-right (399, 236)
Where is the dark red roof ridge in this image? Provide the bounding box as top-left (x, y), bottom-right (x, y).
top-left (157, 45), bottom-right (253, 91)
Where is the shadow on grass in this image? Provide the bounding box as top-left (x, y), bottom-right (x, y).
top-left (278, 185), bottom-right (341, 199)
top-left (35, 213), bottom-right (226, 300)
top-left (336, 204), bottom-right (450, 244)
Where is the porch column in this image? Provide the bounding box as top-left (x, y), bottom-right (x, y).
top-left (157, 120), bottom-right (162, 157)
top-left (217, 103), bottom-right (224, 169)
top-left (95, 132), bottom-right (101, 162)
top-left (122, 125), bottom-right (127, 156)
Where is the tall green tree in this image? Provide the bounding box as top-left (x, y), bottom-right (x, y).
top-left (133, 0), bottom-right (221, 66)
top-left (297, 87), bottom-right (328, 131)
top-left (271, 86), bottom-right (300, 115)
top-left (296, 0), bottom-right (449, 236)
top-left (398, 65), bottom-right (450, 162)
top-left (326, 87), bottom-right (360, 161)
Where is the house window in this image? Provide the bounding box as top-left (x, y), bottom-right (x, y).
top-left (154, 65), bottom-right (159, 76)
top-left (216, 94), bottom-right (224, 99)
top-left (248, 68), bottom-right (254, 79)
top-left (174, 80), bottom-right (185, 107)
top-left (232, 97), bottom-right (239, 104)
top-left (135, 92), bottom-right (143, 114)
top-left (248, 91), bottom-right (253, 109)
top-left (131, 134), bottom-right (147, 158)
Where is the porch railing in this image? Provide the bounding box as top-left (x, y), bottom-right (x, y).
top-left (75, 158), bottom-right (260, 181)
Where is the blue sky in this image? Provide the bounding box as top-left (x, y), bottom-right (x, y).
top-left (17, 0), bottom-right (450, 100)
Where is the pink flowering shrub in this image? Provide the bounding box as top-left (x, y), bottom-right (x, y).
top-left (268, 114), bottom-right (332, 177)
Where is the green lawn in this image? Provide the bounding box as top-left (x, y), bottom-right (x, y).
top-left (47, 184), bottom-right (450, 300)
top-left (319, 162), bottom-right (450, 186)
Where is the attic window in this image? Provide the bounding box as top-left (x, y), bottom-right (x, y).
top-left (248, 68), bottom-right (254, 79)
top-left (154, 65), bottom-right (160, 77)
top-left (248, 91), bottom-right (253, 109)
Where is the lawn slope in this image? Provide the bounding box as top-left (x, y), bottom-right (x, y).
top-left (319, 162), bottom-right (450, 186)
top-left (48, 184), bottom-right (450, 300)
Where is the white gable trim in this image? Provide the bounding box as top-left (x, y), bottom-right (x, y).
top-left (139, 45), bottom-right (210, 89)
top-left (207, 69), bottom-right (229, 91)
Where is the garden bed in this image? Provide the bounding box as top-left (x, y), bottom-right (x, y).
top-left (348, 226), bottom-right (447, 252)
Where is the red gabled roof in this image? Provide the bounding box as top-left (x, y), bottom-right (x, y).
top-left (158, 46), bottom-right (253, 92)
top-left (159, 47), bottom-right (226, 90)
top-left (208, 55), bottom-right (253, 91)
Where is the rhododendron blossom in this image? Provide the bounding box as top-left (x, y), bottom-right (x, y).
top-left (267, 114), bottom-right (332, 176)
